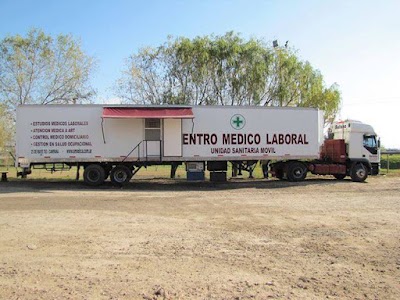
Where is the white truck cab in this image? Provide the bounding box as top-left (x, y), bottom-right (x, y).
top-left (329, 120), bottom-right (380, 175)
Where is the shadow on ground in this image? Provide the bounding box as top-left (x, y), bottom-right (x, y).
top-left (0, 177), bottom-right (352, 194)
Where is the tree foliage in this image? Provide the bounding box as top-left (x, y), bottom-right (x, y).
top-left (116, 32), bottom-right (341, 123)
top-left (0, 104), bottom-right (11, 149)
top-left (0, 28), bottom-right (96, 113)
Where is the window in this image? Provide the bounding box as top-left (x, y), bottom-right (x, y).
top-left (363, 135), bottom-right (376, 148)
top-left (145, 119), bottom-right (161, 129)
top-left (363, 135), bottom-right (377, 154)
top-left (145, 119), bottom-right (161, 141)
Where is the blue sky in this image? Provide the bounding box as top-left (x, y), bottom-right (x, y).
top-left (1, 0), bottom-right (399, 147)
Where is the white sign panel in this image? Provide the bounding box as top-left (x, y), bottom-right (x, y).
top-left (181, 106), bottom-right (323, 160)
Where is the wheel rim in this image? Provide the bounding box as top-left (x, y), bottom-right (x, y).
top-left (114, 170), bottom-right (128, 183)
top-left (356, 168), bottom-right (366, 179)
top-left (293, 167), bottom-right (305, 179)
top-left (87, 170), bottom-right (100, 182)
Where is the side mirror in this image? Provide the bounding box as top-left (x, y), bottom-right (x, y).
top-left (377, 138), bottom-right (381, 148)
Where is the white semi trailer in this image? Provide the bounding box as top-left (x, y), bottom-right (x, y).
top-left (15, 105), bottom-right (380, 185)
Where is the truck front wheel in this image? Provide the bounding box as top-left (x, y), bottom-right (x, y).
top-left (110, 165), bottom-right (132, 186)
top-left (350, 163), bottom-right (368, 182)
top-left (287, 162), bottom-right (307, 182)
top-left (83, 164), bottom-right (106, 186)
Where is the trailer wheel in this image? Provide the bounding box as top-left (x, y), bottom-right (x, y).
top-left (350, 163), bottom-right (368, 182)
top-left (333, 174), bottom-right (346, 180)
top-left (275, 169), bottom-right (284, 180)
top-left (287, 162), bottom-right (307, 182)
top-left (83, 164), bottom-right (106, 186)
top-left (110, 165), bottom-right (132, 186)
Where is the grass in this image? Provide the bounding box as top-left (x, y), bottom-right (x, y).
top-left (381, 154), bottom-right (400, 169)
top-left (379, 168), bottom-right (400, 176)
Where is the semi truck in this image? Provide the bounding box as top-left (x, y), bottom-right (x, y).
top-left (15, 104), bottom-right (380, 185)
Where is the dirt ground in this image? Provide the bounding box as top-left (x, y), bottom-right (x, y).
top-left (0, 175), bottom-right (399, 300)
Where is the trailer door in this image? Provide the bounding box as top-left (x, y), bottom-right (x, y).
top-left (144, 118), bottom-right (162, 158)
top-left (163, 119), bottom-right (182, 157)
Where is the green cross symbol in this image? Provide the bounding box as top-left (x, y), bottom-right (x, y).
top-left (232, 116), bottom-right (243, 128)
top-left (231, 114), bottom-right (245, 130)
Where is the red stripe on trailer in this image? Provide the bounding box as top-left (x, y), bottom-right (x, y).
top-left (69, 156), bottom-right (76, 158)
top-left (95, 156), bottom-right (102, 158)
top-left (241, 154), bottom-right (247, 157)
top-left (44, 156), bottom-right (50, 158)
top-left (102, 107), bottom-right (194, 119)
top-left (218, 155), bottom-right (224, 157)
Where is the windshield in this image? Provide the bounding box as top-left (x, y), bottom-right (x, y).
top-left (363, 135), bottom-right (378, 154)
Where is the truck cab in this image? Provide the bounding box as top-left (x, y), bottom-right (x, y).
top-left (329, 120), bottom-right (380, 175)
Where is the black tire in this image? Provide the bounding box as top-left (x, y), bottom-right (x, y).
top-left (83, 164), bottom-right (106, 186)
top-left (275, 169), bottom-right (285, 180)
top-left (287, 162), bottom-right (307, 182)
top-left (350, 163), bottom-right (368, 182)
top-left (333, 174), bottom-right (346, 180)
top-left (110, 165), bottom-right (132, 186)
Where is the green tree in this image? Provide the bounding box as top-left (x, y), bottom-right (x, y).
top-left (116, 46), bottom-right (168, 104)
top-left (0, 104), bottom-right (11, 150)
top-left (0, 28), bottom-right (96, 112)
top-left (116, 32), bottom-right (341, 123)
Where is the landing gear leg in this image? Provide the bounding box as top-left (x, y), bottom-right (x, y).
top-left (76, 164), bottom-right (80, 181)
